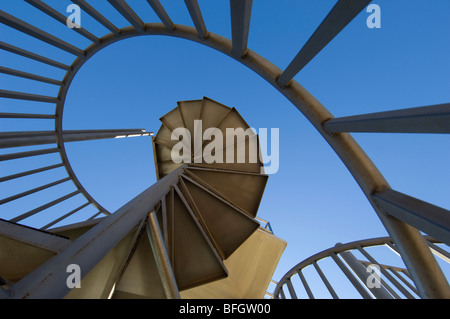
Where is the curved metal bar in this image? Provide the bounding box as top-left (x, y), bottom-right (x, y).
top-left (273, 236), bottom-right (443, 299)
top-left (52, 23), bottom-right (450, 298)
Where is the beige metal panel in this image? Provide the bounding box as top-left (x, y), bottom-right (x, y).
top-left (185, 166), bottom-right (267, 217)
top-left (0, 236), bottom-right (56, 284)
top-left (112, 228), bottom-right (167, 299)
top-left (179, 176), bottom-right (259, 259)
top-left (154, 124), bottom-right (177, 147)
top-left (0, 219), bottom-right (70, 253)
top-left (159, 162), bottom-right (183, 179)
top-left (181, 228), bottom-right (287, 299)
top-left (171, 187), bottom-right (228, 290)
top-left (64, 227), bottom-right (137, 299)
top-left (199, 107), bottom-right (254, 149)
top-left (177, 100), bottom-right (203, 142)
top-left (197, 107), bottom-right (258, 164)
top-left (160, 106), bottom-right (185, 132)
top-left (199, 97), bottom-right (232, 140)
top-left (50, 218), bottom-right (103, 239)
top-left (154, 141), bottom-right (175, 162)
top-left (200, 138), bottom-right (262, 173)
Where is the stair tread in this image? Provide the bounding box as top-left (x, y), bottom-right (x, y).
top-left (184, 166), bottom-right (268, 217)
top-left (179, 175), bottom-right (260, 259)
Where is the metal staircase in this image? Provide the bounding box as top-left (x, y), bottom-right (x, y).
top-left (0, 98), bottom-right (286, 299)
top-left (1, 0), bottom-right (449, 299)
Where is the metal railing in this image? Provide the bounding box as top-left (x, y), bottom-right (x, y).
top-left (272, 236), bottom-right (449, 299)
top-left (0, 0), bottom-right (449, 298)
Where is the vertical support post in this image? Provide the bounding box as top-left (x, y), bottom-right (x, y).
top-left (230, 0), bottom-right (253, 58)
top-left (339, 249), bottom-right (393, 299)
top-left (145, 211), bottom-right (180, 299)
top-left (285, 278), bottom-right (297, 299)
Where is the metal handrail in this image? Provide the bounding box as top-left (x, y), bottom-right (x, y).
top-left (273, 236), bottom-right (448, 299)
top-left (1, 0), bottom-right (449, 298)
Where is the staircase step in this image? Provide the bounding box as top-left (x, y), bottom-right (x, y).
top-left (184, 166), bottom-right (268, 218)
top-left (177, 99), bottom-right (203, 145)
top-left (159, 106), bottom-right (185, 132)
top-left (112, 225), bottom-right (169, 299)
top-left (199, 137), bottom-right (263, 173)
top-left (171, 186), bottom-right (228, 289)
top-left (178, 175), bottom-right (260, 259)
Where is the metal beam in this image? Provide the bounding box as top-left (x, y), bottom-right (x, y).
top-left (0, 10), bottom-right (85, 57)
top-left (387, 268), bottom-right (420, 296)
top-left (0, 112), bottom-right (55, 119)
top-left (107, 0), bottom-right (145, 32)
top-left (41, 202), bottom-right (91, 230)
top-left (426, 240), bottom-right (450, 264)
top-left (0, 147), bottom-right (59, 162)
top-left (0, 177), bottom-right (71, 205)
top-left (24, 0), bottom-right (99, 43)
top-left (312, 261), bottom-right (338, 299)
top-left (372, 189), bottom-right (450, 246)
top-left (330, 252), bottom-right (372, 299)
top-left (71, 0), bottom-right (120, 35)
top-left (0, 66), bottom-right (63, 86)
top-left (87, 211), bottom-right (104, 220)
top-left (297, 269), bottom-right (314, 299)
top-left (357, 246), bottom-right (415, 299)
top-left (277, 0), bottom-right (372, 86)
top-left (184, 0), bottom-right (207, 39)
top-left (145, 211), bottom-right (180, 299)
top-left (339, 249), bottom-right (393, 299)
top-left (323, 103), bottom-right (450, 134)
top-left (146, 0), bottom-right (174, 31)
top-left (6, 166), bottom-right (185, 298)
top-left (230, 0), bottom-right (253, 58)
top-left (10, 190), bottom-right (82, 223)
top-left (285, 277), bottom-right (297, 299)
top-left (0, 89), bottom-right (58, 103)
top-left (0, 218), bottom-right (71, 253)
top-left (0, 129), bottom-right (150, 148)
top-left (0, 163), bottom-right (64, 183)
top-left (0, 41), bottom-right (70, 70)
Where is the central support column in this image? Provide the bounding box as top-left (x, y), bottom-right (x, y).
top-left (146, 211), bottom-right (180, 299)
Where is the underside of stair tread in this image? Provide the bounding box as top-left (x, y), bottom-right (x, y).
top-left (153, 97), bottom-right (264, 179)
top-left (171, 186), bottom-right (228, 289)
top-left (178, 175), bottom-right (260, 259)
top-left (0, 98), bottom-right (278, 300)
top-left (183, 167), bottom-right (268, 218)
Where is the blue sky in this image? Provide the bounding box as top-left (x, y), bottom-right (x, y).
top-left (1, 0), bottom-right (449, 298)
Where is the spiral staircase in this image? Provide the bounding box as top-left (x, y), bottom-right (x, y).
top-left (1, 0), bottom-right (449, 299)
top-left (0, 97), bottom-right (286, 299)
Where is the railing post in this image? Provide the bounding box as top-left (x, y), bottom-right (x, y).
top-left (145, 211), bottom-right (180, 299)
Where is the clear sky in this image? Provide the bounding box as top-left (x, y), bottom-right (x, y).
top-left (1, 0), bottom-right (449, 298)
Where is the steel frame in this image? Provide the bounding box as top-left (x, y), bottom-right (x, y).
top-left (0, 0), bottom-right (449, 298)
top-left (273, 236), bottom-right (447, 299)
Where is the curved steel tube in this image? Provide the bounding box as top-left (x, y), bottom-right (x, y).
top-left (53, 23), bottom-right (449, 298)
top-left (273, 236), bottom-right (443, 299)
